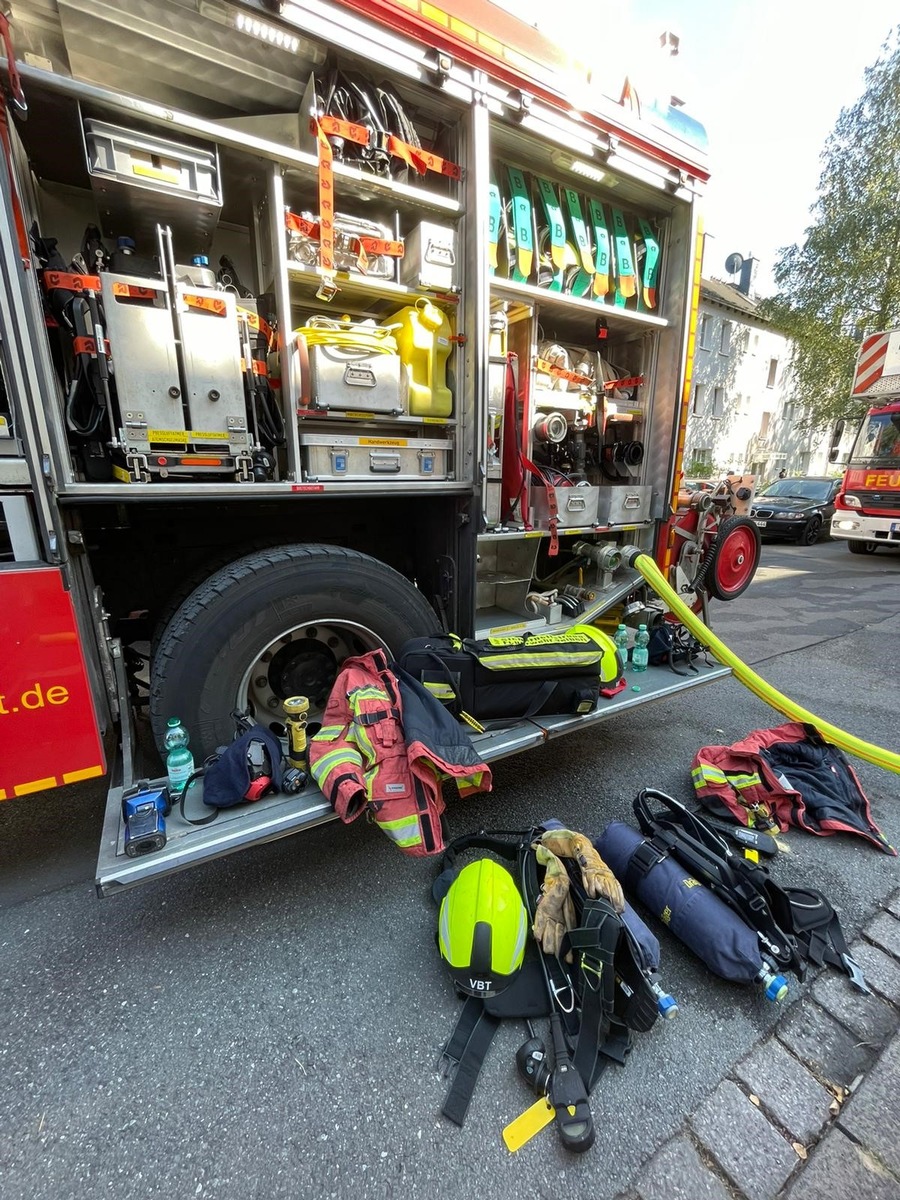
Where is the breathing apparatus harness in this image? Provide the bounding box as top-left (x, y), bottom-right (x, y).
top-left (434, 827), bottom-right (658, 1150)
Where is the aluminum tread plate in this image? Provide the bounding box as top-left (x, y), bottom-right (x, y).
top-left (96, 661), bottom-right (731, 895)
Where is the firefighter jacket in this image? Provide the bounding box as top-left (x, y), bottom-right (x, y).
top-left (691, 721), bottom-right (895, 854)
top-left (309, 649), bottom-right (491, 856)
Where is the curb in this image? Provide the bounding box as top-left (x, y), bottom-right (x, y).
top-left (624, 887), bottom-right (900, 1200)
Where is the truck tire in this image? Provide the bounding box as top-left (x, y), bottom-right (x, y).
top-left (705, 516), bottom-right (761, 602)
top-left (848, 540), bottom-right (878, 555)
top-left (149, 544), bottom-right (440, 757)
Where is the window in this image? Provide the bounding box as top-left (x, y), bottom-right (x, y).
top-left (719, 321), bottom-right (732, 355)
top-left (698, 314), bottom-right (712, 350)
top-left (711, 387), bottom-right (725, 419)
top-left (781, 402), bottom-right (794, 424)
top-left (692, 384), bottom-right (705, 414)
top-left (766, 358), bottom-right (778, 388)
top-left (759, 411), bottom-right (772, 439)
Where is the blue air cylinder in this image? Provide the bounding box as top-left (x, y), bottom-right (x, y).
top-left (595, 822), bottom-right (787, 1001)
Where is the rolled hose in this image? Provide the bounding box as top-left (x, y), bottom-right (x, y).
top-left (633, 553), bottom-right (900, 776)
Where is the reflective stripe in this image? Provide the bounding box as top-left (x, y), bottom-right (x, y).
top-left (692, 764), bottom-right (728, 784)
top-left (376, 813), bottom-right (422, 848)
top-left (480, 651), bottom-right (606, 670)
top-left (731, 773), bottom-right (762, 790)
top-left (349, 686), bottom-right (392, 702)
top-left (311, 745), bottom-right (360, 783)
top-left (315, 724), bottom-right (346, 739)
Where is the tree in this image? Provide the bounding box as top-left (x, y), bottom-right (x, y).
top-left (760, 26), bottom-right (900, 433)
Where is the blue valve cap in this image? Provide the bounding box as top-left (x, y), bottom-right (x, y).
top-left (765, 974), bottom-right (788, 1003)
top-left (657, 992), bottom-right (679, 1019)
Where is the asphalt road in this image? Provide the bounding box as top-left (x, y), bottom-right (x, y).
top-left (1, 538), bottom-right (898, 1199)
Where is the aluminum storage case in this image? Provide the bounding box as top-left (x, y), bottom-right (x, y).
top-left (300, 433), bottom-right (452, 481)
top-left (531, 484), bottom-right (600, 528)
top-left (597, 484), bottom-right (652, 525)
top-left (293, 321), bottom-right (408, 415)
top-left (82, 119), bottom-right (222, 247)
top-left (399, 221), bottom-right (457, 291)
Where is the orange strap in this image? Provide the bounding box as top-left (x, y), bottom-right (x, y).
top-left (535, 357), bottom-right (595, 388)
top-left (72, 335), bottom-right (110, 357)
top-left (237, 306), bottom-right (274, 349)
top-left (42, 271), bottom-right (102, 293)
top-left (183, 293), bottom-right (226, 315)
top-left (310, 115), bottom-right (460, 279)
top-left (602, 375), bottom-right (644, 391)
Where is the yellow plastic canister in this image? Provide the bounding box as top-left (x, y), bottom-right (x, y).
top-left (388, 299), bottom-right (453, 418)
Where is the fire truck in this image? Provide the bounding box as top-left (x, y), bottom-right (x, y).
top-left (831, 330), bottom-right (900, 554)
top-left (0, 0), bottom-right (761, 894)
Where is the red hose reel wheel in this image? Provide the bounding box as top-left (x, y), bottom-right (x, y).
top-left (705, 515), bottom-right (762, 602)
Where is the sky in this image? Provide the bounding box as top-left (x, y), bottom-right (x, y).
top-left (494, 0), bottom-right (898, 296)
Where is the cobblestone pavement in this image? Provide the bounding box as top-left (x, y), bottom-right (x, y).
top-left (622, 889), bottom-right (900, 1200)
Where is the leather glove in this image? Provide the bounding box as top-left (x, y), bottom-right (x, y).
top-left (532, 844), bottom-right (576, 959)
top-left (540, 828), bottom-right (625, 913)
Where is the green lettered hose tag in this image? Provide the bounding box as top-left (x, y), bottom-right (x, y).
top-left (637, 218), bottom-right (660, 309)
top-left (588, 199), bottom-right (611, 298)
top-left (611, 207), bottom-right (636, 305)
top-left (488, 174), bottom-right (501, 273)
top-left (506, 166), bottom-right (534, 283)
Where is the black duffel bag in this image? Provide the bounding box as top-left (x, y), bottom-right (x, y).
top-left (397, 625), bottom-right (624, 722)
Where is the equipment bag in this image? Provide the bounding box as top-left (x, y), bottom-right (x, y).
top-left (399, 625), bottom-right (623, 722)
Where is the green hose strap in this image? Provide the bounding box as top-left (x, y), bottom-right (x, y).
top-left (588, 199), bottom-right (612, 299)
top-left (536, 178), bottom-right (567, 270)
top-left (506, 166), bottom-right (534, 283)
top-left (637, 218), bottom-right (660, 309)
top-left (633, 553), bottom-right (900, 776)
top-left (611, 207), bottom-right (636, 306)
top-left (488, 174), bottom-right (501, 273)
top-left (563, 188), bottom-right (595, 277)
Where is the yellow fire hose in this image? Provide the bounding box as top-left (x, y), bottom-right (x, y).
top-left (634, 553), bottom-right (900, 776)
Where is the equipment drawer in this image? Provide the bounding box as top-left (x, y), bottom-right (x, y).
top-left (531, 484), bottom-right (600, 528)
top-left (300, 434), bottom-right (451, 482)
top-left (597, 485), bottom-right (652, 525)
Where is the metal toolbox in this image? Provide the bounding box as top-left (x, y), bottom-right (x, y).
top-left (399, 221), bottom-right (457, 291)
top-left (531, 484), bottom-right (600, 528)
top-left (300, 433), bottom-right (452, 481)
top-left (83, 119), bottom-right (222, 247)
top-left (597, 484), bottom-right (652, 525)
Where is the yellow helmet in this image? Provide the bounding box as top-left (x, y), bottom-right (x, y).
top-left (438, 859), bottom-right (527, 997)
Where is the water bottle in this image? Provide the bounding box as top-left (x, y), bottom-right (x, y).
top-left (613, 623), bottom-right (630, 675)
top-left (757, 963), bottom-right (788, 1003)
top-left (631, 624), bottom-right (650, 673)
top-left (164, 717), bottom-right (195, 795)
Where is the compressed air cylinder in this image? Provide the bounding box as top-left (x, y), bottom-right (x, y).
top-left (389, 299), bottom-right (453, 418)
top-left (595, 822), bottom-right (778, 988)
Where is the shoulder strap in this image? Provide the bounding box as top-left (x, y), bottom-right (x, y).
top-left (439, 996), bottom-right (501, 1127)
top-left (566, 897), bottom-right (623, 1091)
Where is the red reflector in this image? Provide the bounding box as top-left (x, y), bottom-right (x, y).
top-left (156, 456), bottom-right (168, 465)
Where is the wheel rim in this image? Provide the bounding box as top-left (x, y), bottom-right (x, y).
top-left (236, 619), bottom-right (388, 729)
top-left (801, 519), bottom-right (821, 545)
top-left (714, 526), bottom-right (759, 596)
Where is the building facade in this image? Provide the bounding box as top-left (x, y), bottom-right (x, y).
top-left (683, 277), bottom-right (834, 484)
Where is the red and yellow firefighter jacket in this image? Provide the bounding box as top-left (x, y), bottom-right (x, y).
top-left (309, 649), bottom-right (491, 856)
top-left (691, 721), bottom-right (894, 854)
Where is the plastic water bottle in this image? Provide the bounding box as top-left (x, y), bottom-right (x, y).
top-left (164, 717), bottom-right (195, 795)
top-left (613, 623), bottom-right (630, 675)
top-left (757, 964), bottom-right (788, 1003)
top-left (631, 624), bottom-right (650, 673)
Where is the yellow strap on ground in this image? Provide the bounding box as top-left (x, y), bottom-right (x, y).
top-left (502, 1096), bottom-right (555, 1152)
top-left (633, 554), bottom-right (900, 777)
